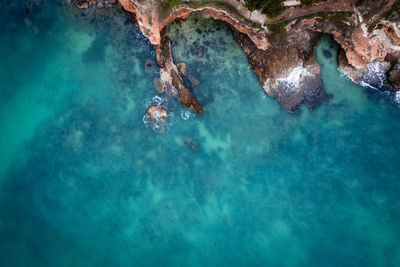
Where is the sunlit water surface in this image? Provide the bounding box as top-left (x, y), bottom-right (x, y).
top-left (0, 1), bottom-right (400, 266)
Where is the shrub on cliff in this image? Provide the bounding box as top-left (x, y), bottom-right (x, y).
top-left (244, 0), bottom-right (285, 18)
top-left (300, 0), bottom-right (321, 6)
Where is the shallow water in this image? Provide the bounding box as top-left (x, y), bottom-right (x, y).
top-left (1, 1), bottom-right (400, 266)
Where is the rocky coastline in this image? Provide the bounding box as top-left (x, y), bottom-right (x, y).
top-left (73, 0), bottom-right (400, 113)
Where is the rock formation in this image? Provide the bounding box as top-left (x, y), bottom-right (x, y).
top-left (146, 105), bottom-right (169, 131)
top-left (233, 24), bottom-right (331, 112)
top-left (74, 0), bottom-right (400, 112)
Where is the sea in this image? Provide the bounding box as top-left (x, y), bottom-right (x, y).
top-left (0, 1), bottom-right (399, 266)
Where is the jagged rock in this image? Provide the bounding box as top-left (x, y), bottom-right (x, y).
top-left (177, 62), bottom-right (187, 76)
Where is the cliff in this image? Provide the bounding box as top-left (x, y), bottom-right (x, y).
top-left (74, 0), bottom-right (400, 113)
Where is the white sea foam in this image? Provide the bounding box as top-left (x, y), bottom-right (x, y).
top-left (277, 63), bottom-right (311, 92)
top-left (181, 110), bottom-right (193, 120)
top-left (395, 91), bottom-right (400, 104)
top-left (359, 80), bottom-right (378, 90)
top-left (340, 61), bottom-right (389, 90)
top-left (363, 61), bottom-right (388, 88)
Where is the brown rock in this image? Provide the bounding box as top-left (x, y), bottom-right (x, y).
top-left (153, 77), bottom-right (164, 93)
top-left (76, 0), bottom-right (89, 9)
top-left (177, 62), bottom-right (187, 76)
top-left (108, 0), bottom-right (117, 4)
top-left (192, 46), bottom-right (205, 58)
top-left (155, 27), bottom-right (203, 114)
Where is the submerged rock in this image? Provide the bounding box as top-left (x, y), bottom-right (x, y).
top-left (188, 74), bottom-right (200, 87)
top-left (323, 50), bottom-right (332, 59)
top-left (144, 59), bottom-right (155, 73)
top-left (191, 45), bottom-right (205, 58)
top-left (183, 137), bottom-right (199, 152)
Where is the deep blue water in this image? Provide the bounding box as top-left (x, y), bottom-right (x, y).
top-left (1, 1), bottom-right (400, 266)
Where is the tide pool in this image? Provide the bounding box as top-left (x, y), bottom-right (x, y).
top-left (0, 1), bottom-right (400, 266)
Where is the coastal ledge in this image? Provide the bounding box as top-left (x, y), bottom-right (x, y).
top-left (74, 0), bottom-right (400, 113)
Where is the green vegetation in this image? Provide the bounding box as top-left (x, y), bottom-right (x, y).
top-left (366, 0), bottom-right (399, 32)
top-left (267, 20), bottom-right (289, 32)
top-left (355, 0), bottom-right (367, 7)
top-left (267, 20), bottom-right (290, 42)
top-left (381, 0), bottom-right (400, 22)
top-left (368, 18), bottom-right (380, 32)
top-left (160, 1), bottom-right (240, 15)
top-left (244, 0), bottom-right (285, 18)
top-left (300, 0), bottom-right (321, 6)
top-left (304, 11), bottom-right (353, 22)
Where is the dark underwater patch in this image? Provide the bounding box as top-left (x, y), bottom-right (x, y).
top-left (82, 36), bottom-right (108, 63)
top-left (323, 50), bottom-right (333, 59)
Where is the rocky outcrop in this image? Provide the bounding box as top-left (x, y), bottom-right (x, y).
top-left (338, 49), bottom-right (395, 91)
top-left (75, 0), bottom-right (400, 112)
top-left (146, 105), bottom-right (169, 132)
top-left (156, 27), bottom-right (203, 114)
top-left (234, 26), bottom-right (331, 112)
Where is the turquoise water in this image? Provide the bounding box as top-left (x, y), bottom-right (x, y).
top-left (1, 1), bottom-right (400, 266)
